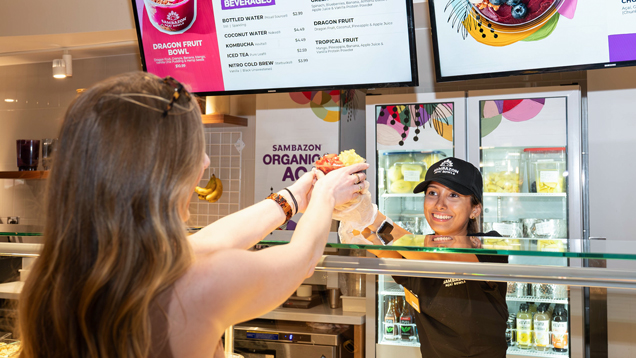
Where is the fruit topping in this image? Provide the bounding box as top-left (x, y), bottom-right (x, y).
top-left (511, 3), bottom-right (528, 19)
top-left (506, 0), bottom-right (522, 5)
top-left (315, 150), bottom-right (366, 174)
top-left (476, 0), bottom-right (500, 10)
top-left (315, 154), bottom-right (344, 174)
top-left (490, 0), bottom-right (505, 5)
top-left (338, 149), bottom-right (365, 166)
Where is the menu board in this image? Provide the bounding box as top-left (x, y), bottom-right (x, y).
top-left (132, 0), bottom-right (417, 94)
top-left (429, 0), bottom-right (636, 81)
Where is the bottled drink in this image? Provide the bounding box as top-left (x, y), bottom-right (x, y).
top-left (534, 304), bottom-right (550, 351)
top-left (552, 305), bottom-right (569, 352)
top-left (517, 303), bottom-right (533, 349)
top-left (545, 303), bottom-right (554, 318)
top-left (384, 297), bottom-right (398, 340)
top-left (527, 301), bottom-right (538, 317)
top-left (399, 298), bottom-right (414, 341)
top-left (505, 316), bottom-right (516, 347)
top-left (395, 297), bottom-right (403, 318)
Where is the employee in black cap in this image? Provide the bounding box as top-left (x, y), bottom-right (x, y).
top-left (363, 157), bottom-right (508, 358)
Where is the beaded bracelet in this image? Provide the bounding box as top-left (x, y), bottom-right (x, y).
top-left (266, 193), bottom-right (293, 224)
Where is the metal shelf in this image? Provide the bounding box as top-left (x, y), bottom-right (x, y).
top-left (378, 339), bottom-right (420, 347)
top-left (506, 296), bottom-right (568, 304)
top-left (381, 291), bottom-right (569, 304)
top-left (380, 291), bottom-right (405, 296)
top-left (258, 303), bottom-right (365, 325)
top-left (315, 256), bottom-right (636, 290)
top-left (507, 346), bottom-right (568, 357)
top-left (484, 193), bottom-right (567, 198)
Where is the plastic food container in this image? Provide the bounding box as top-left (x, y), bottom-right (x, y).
top-left (0, 339), bottom-right (20, 358)
top-left (523, 147), bottom-right (566, 193)
top-left (553, 284), bottom-right (568, 299)
top-left (530, 219), bottom-right (567, 238)
top-left (380, 151), bottom-right (446, 194)
top-left (387, 162), bottom-right (427, 194)
top-left (412, 150), bottom-right (447, 171)
top-left (482, 148), bottom-right (523, 193)
top-left (341, 296), bottom-right (366, 312)
top-left (509, 282), bottom-right (530, 297)
top-left (488, 221), bottom-right (523, 238)
top-left (532, 283), bottom-right (555, 299)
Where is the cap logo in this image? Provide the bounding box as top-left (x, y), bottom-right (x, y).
top-left (434, 159), bottom-right (459, 176)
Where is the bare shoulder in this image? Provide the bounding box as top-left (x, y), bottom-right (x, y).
top-left (162, 244), bottom-right (311, 356)
top-left (164, 249), bottom-right (249, 357)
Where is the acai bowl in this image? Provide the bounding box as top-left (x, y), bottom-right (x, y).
top-left (471, 0), bottom-right (561, 27)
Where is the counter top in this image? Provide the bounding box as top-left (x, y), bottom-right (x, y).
top-left (0, 280), bottom-right (367, 327)
top-left (0, 281), bottom-right (23, 299)
top-left (259, 303), bottom-right (365, 325)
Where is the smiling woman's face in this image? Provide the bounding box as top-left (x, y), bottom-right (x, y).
top-left (423, 182), bottom-right (480, 236)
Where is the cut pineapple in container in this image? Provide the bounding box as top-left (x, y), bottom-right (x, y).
top-left (482, 148), bottom-right (524, 193)
top-left (484, 171), bottom-right (522, 193)
top-left (524, 147), bottom-right (566, 193)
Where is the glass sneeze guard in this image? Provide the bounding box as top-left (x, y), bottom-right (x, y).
top-left (259, 235), bottom-right (636, 261)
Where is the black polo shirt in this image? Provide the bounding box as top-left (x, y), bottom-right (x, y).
top-left (392, 232), bottom-right (509, 358)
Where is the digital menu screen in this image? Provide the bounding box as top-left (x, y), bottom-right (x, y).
top-left (429, 0), bottom-right (636, 81)
top-left (131, 0), bottom-right (418, 95)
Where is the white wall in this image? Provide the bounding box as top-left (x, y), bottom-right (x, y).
top-left (0, 0), bottom-right (135, 37)
top-left (0, 54), bottom-right (257, 227)
top-left (588, 67), bottom-right (636, 242)
top-left (0, 55), bottom-right (142, 225)
top-left (588, 66), bottom-right (636, 357)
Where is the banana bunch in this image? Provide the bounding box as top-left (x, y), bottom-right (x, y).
top-left (194, 174), bottom-right (223, 203)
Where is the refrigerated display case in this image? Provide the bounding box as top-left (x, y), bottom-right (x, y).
top-left (366, 92), bottom-right (466, 356)
top-left (365, 87), bottom-right (582, 358)
top-left (468, 87), bottom-right (582, 357)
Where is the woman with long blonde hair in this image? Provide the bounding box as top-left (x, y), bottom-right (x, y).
top-left (18, 72), bottom-right (368, 358)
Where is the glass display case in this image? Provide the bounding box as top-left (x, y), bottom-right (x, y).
top-left (469, 88), bottom-right (581, 357)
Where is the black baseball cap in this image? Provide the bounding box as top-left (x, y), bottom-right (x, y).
top-left (412, 157), bottom-right (483, 204)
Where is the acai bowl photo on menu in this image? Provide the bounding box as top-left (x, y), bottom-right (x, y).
top-left (471, 0), bottom-right (560, 26)
top-left (144, 0), bottom-right (197, 34)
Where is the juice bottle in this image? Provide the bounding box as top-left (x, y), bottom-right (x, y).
top-left (505, 316), bottom-right (516, 347)
top-left (516, 303), bottom-right (533, 349)
top-left (395, 297), bottom-right (403, 319)
top-left (384, 297), bottom-right (398, 340)
top-left (399, 299), bottom-right (414, 341)
top-left (552, 305), bottom-right (569, 352)
top-left (527, 301), bottom-right (538, 317)
top-left (546, 303), bottom-right (554, 318)
top-left (534, 304), bottom-right (550, 351)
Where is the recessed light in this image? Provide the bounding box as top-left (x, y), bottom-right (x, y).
top-left (4, 99), bottom-right (15, 103)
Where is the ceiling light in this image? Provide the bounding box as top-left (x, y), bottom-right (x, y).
top-left (63, 50), bottom-right (73, 77)
top-left (52, 50), bottom-right (73, 79)
top-left (52, 59), bottom-right (66, 79)
top-left (4, 99), bottom-right (15, 103)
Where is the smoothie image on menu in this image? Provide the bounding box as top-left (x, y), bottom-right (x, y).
top-left (144, 0), bottom-right (197, 34)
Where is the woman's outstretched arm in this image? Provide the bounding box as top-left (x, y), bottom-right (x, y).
top-left (188, 170), bottom-right (317, 255)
